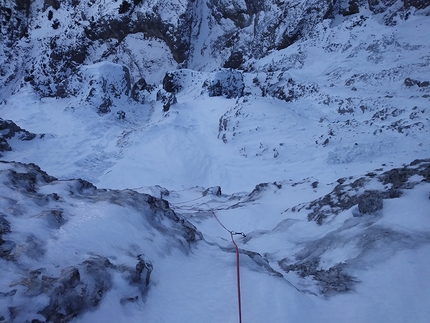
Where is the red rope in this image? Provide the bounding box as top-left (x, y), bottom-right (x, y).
top-left (211, 209), bottom-right (243, 323)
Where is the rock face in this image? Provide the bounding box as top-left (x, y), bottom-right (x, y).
top-left (131, 77), bottom-right (152, 104)
top-left (291, 159), bottom-right (430, 225)
top-left (277, 220), bottom-right (430, 296)
top-left (200, 0), bottom-right (335, 65)
top-left (0, 118), bottom-right (39, 156)
top-left (203, 69), bottom-right (245, 99)
top-left (0, 161), bottom-right (201, 323)
top-left (264, 159), bottom-right (430, 296)
top-left (404, 0), bottom-right (430, 9)
top-left (60, 62), bottom-right (131, 114)
top-left (2, 0), bottom-right (428, 102)
top-left (279, 258), bottom-right (358, 295)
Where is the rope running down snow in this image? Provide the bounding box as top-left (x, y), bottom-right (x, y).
top-left (210, 209), bottom-right (246, 323)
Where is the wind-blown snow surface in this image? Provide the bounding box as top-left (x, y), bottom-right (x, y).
top-left (1, 9), bottom-right (430, 323)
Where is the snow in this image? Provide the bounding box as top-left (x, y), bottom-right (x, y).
top-left (381, 183), bottom-right (430, 230)
top-left (329, 246), bottom-right (430, 323)
top-left (1, 6), bottom-right (430, 323)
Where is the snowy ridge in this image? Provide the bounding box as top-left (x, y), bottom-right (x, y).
top-left (0, 161), bottom-right (201, 322)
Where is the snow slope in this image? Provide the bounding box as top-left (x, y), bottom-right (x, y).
top-left (1, 6), bottom-right (430, 323)
top-left (2, 13), bottom-right (429, 193)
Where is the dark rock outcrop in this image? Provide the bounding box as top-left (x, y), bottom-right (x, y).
top-left (2, 0), bottom-right (429, 99)
top-left (8, 255), bottom-right (149, 323)
top-left (163, 71), bottom-right (183, 94)
top-left (368, 0), bottom-right (398, 13)
top-left (0, 118), bottom-right (38, 156)
top-left (404, 77), bottom-right (430, 88)
top-left (131, 77), bottom-right (152, 104)
top-left (206, 0), bottom-right (335, 60)
top-left (223, 51), bottom-right (244, 69)
top-left (203, 69), bottom-right (245, 99)
top-left (0, 161), bottom-right (202, 322)
top-left (279, 258), bottom-right (358, 296)
top-left (156, 89), bottom-right (177, 112)
top-left (288, 159), bottom-right (430, 225)
top-left (404, 0), bottom-right (430, 9)
top-left (5, 162), bottom-right (58, 195)
top-left (0, 214), bottom-right (12, 258)
top-left (202, 186), bottom-right (222, 197)
top-left (263, 73), bottom-right (319, 102)
top-left (357, 190), bottom-right (383, 214)
top-left (30, 257), bottom-right (114, 323)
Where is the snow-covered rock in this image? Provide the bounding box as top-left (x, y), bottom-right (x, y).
top-left (0, 161), bottom-right (201, 323)
top-left (60, 62), bottom-right (131, 114)
top-left (0, 119), bottom-right (40, 156)
top-left (1, 0), bottom-right (430, 322)
top-left (3, 0), bottom-right (428, 99)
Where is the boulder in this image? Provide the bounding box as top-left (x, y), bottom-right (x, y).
top-left (357, 190), bottom-right (383, 214)
top-left (202, 186), bottom-right (222, 197)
